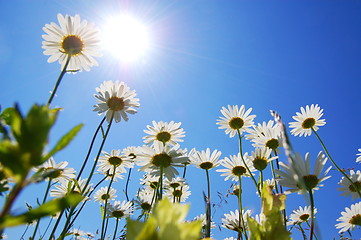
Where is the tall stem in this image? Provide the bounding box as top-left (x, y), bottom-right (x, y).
top-left (47, 55), bottom-right (71, 105)
top-left (101, 169), bottom-right (116, 240)
top-left (308, 190), bottom-right (315, 240)
top-left (205, 169), bottom-right (211, 238)
top-left (112, 218), bottom-right (120, 240)
top-left (125, 168), bottom-right (132, 201)
top-left (237, 176), bottom-right (247, 240)
top-left (312, 129), bottom-right (361, 198)
top-left (158, 167), bottom-right (164, 200)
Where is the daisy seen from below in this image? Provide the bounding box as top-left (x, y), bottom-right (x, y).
top-left (337, 169), bottom-right (361, 200)
top-left (246, 120), bottom-right (282, 151)
top-left (122, 146), bottom-right (140, 163)
top-left (97, 150), bottom-right (134, 175)
top-left (50, 178), bottom-right (92, 200)
top-left (336, 201), bottom-right (361, 233)
top-left (275, 151), bottom-right (331, 195)
top-left (217, 105), bottom-right (256, 138)
top-left (287, 206), bottom-right (317, 226)
top-left (33, 157), bottom-right (75, 183)
top-left (93, 187), bottom-right (117, 204)
top-left (222, 209), bottom-right (252, 233)
top-left (356, 149), bottom-right (361, 163)
top-left (137, 141), bottom-right (188, 180)
top-left (42, 13), bottom-right (100, 72)
top-left (289, 104), bottom-right (326, 137)
top-left (217, 153), bottom-right (255, 181)
top-left (164, 184), bottom-right (191, 203)
top-left (143, 121), bottom-right (185, 146)
top-left (93, 81), bottom-right (140, 123)
top-left (106, 200), bottom-right (134, 219)
top-left (189, 148), bottom-right (222, 171)
top-left (135, 187), bottom-right (154, 212)
top-left (193, 213), bottom-right (216, 231)
top-left (164, 177), bottom-right (186, 189)
top-left (140, 174), bottom-right (162, 190)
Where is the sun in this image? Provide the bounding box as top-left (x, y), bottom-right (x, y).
top-left (102, 15), bottom-right (150, 62)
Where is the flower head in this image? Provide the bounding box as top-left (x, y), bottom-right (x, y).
top-left (217, 153), bottom-right (255, 181)
top-left (275, 151), bottom-right (331, 194)
top-left (189, 148), bottom-right (222, 170)
top-left (143, 121), bottom-right (185, 146)
top-left (336, 201), bottom-right (361, 233)
top-left (289, 104), bottom-right (326, 137)
top-left (193, 213), bottom-right (216, 230)
top-left (97, 150), bottom-right (134, 175)
top-left (106, 200), bottom-right (134, 219)
top-left (137, 142), bottom-right (188, 179)
top-left (287, 206), bottom-right (317, 226)
top-left (93, 187), bottom-right (117, 204)
top-left (246, 120), bottom-right (282, 151)
top-left (33, 157), bottom-right (75, 183)
top-left (337, 170), bottom-right (361, 200)
top-left (222, 209), bottom-right (252, 232)
top-left (249, 147), bottom-right (277, 171)
top-left (42, 13), bottom-right (100, 72)
top-left (164, 184), bottom-right (191, 203)
top-left (135, 187), bottom-right (154, 212)
top-left (356, 149), bottom-right (361, 163)
top-left (50, 178), bottom-right (92, 201)
top-left (93, 81), bottom-right (140, 123)
top-left (217, 105), bottom-right (256, 138)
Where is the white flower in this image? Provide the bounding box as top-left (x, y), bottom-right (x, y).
top-left (337, 170), bottom-right (361, 200)
top-left (97, 150), bottom-right (134, 174)
top-left (42, 13), bottom-right (100, 72)
top-left (289, 104), bottom-right (326, 137)
top-left (122, 146), bottom-right (140, 164)
top-left (164, 184), bottom-right (191, 203)
top-left (135, 187), bottom-right (154, 212)
top-left (70, 228), bottom-right (86, 238)
top-left (356, 149), bottom-right (361, 163)
top-left (287, 206), bottom-right (317, 226)
top-left (137, 142), bottom-right (188, 179)
top-left (193, 213), bottom-right (216, 229)
top-left (164, 177), bottom-right (186, 189)
top-left (275, 151), bottom-right (331, 194)
top-left (33, 157), bottom-right (75, 183)
top-left (217, 153), bottom-right (255, 181)
top-left (106, 200), bottom-right (134, 219)
top-left (217, 105), bottom-right (256, 138)
top-left (189, 148), bottom-right (222, 170)
top-left (336, 201), bottom-right (361, 233)
top-left (222, 209), bottom-right (252, 232)
top-left (93, 81), bottom-right (140, 123)
top-left (248, 147), bottom-right (278, 171)
top-left (50, 178), bottom-right (92, 200)
top-left (93, 187), bottom-right (117, 204)
top-left (246, 120), bottom-right (282, 151)
top-left (143, 121), bottom-right (185, 146)
top-left (140, 174), bottom-right (162, 190)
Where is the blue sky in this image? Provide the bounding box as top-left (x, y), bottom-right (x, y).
top-left (1, 0), bottom-right (361, 239)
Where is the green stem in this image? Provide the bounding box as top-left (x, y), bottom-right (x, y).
top-left (238, 176), bottom-right (247, 240)
top-left (112, 218), bottom-right (119, 240)
top-left (47, 55), bottom-right (71, 105)
top-left (31, 179), bottom-right (52, 240)
top-left (308, 190), bottom-right (315, 240)
top-left (205, 169), bottom-right (211, 238)
top-left (312, 128), bottom-right (361, 198)
top-left (306, 221), bottom-right (318, 240)
top-left (101, 168), bottom-right (116, 239)
top-left (158, 167), bottom-right (164, 200)
top-left (237, 130), bottom-right (260, 195)
top-left (125, 168), bottom-right (132, 202)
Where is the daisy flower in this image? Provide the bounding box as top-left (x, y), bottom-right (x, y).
top-left (287, 206), bottom-right (317, 226)
top-left (336, 201), bottom-right (361, 233)
top-left (106, 200), bottom-right (134, 219)
top-left (249, 147), bottom-right (278, 171)
top-left (164, 177), bottom-right (186, 189)
top-left (216, 153), bottom-right (256, 181)
top-left (143, 121), bottom-right (185, 146)
top-left (275, 151), bottom-right (331, 194)
top-left (42, 13), bottom-right (100, 72)
top-left (217, 105), bottom-right (256, 138)
top-left (97, 150), bottom-right (134, 174)
top-left (193, 213), bottom-right (216, 230)
top-left (164, 184), bottom-right (191, 203)
top-left (189, 148), bottom-right (222, 170)
top-left (246, 120), bottom-right (282, 151)
top-left (93, 187), bottom-right (117, 204)
top-left (337, 170), bottom-right (361, 200)
top-left (93, 81), bottom-right (140, 123)
top-left (289, 104), bottom-right (326, 137)
top-left (122, 146), bottom-right (140, 164)
top-left (140, 174), bottom-right (162, 190)
top-left (50, 178), bottom-right (92, 200)
top-left (70, 228), bottom-right (86, 239)
top-left (33, 157), bottom-right (75, 183)
top-left (222, 209), bottom-right (252, 232)
top-left (356, 149), bottom-right (361, 163)
top-left (137, 142), bottom-right (188, 179)
top-left (135, 187), bottom-right (154, 212)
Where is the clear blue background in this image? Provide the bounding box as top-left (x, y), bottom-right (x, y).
top-left (0, 0), bottom-right (361, 239)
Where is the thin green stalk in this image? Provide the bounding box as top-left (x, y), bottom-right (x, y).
top-left (306, 221), bottom-right (318, 240)
top-left (48, 210), bottom-right (64, 240)
top-left (272, 150), bottom-right (287, 227)
top-left (158, 167), bottom-right (164, 200)
top-left (47, 55), bottom-right (71, 105)
top-left (125, 168), bottom-right (132, 201)
top-left (20, 225), bottom-right (29, 240)
top-left (205, 169), bottom-right (211, 238)
top-left (31, 179), bottom-right (52, 240)
top-left (312, 128), bottom-right (361, 198)
top-left (112, 218), bottom-right (120, 240)
top-left (237, 176), bottom-right (247, 240)
top-left (308, 190), bottom-right (315, 240)
top-left (101, 169), bottom-right (116, 239)
top-left (236, 130), bottom-right (260, 195)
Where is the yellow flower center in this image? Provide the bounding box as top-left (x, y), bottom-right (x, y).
top-left (229, 117), bottom-right (244, 130)
top-left (349, 214), bottom-right (361, 226)
top-left (156, 131), bottom-right (171, 143)
top-left (61, 35), bottom-right (84, 55)
top-left (108, 156), bottom-right (122, 167)
top-left (199, 162), bottom-right (214, 170)
top-left (232, 166), bottom-right (247, 176)
top-left (107, 96), bottom-right (125, 111)
top-left (303, 174), bottom-right (319, 190)
top-left (253, 157), bottom-right (268, 171)
top-left (265, 138), bottom-right (279, 150)
top-left (349, 181), bottom-right (361, 193)
top-left (151, 153), bottom-right (172, 168)
top-left (302, 118), bottom-right (316, 129)
top-left (112, 210), bottom-right (124, 218)
top-left (173, 189), bottom-right (183, 197)
top-left (299, 214), bottom-right (310, 221)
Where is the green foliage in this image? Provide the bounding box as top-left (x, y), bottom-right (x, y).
top-left (127, 198), bottom-right (202, 240)
top-left (247, 185), bottom-right (292, 240)
top-left (0, 193), bottom-right (83, 229)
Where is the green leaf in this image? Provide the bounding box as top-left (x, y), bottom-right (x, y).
top-left (43, 123), bottom-right (83, 161)
top-left (0, 140), bottom-right (29, 180)
top-left (0, 193), bottom-right (83, 229)
top-left (127, 218), bottom-right (158, 240)
top-left (0, 107), bottom-right (15, 126)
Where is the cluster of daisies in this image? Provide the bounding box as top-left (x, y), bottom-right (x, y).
top-left (7, 12), bottom-right (357, 239)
